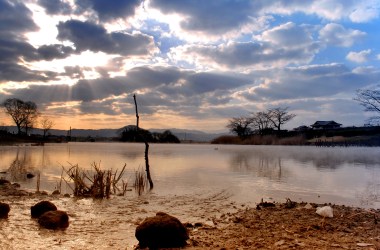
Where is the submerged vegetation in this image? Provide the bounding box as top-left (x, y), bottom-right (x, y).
top-left (62, 162), bottom-right (127, 198)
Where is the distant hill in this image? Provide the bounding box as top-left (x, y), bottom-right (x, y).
top-left (1, 126), bottom-right (226, 142)
top-left (149, 128), bottom-right (225, 142)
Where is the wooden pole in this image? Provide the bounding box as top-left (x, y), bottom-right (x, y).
top-left (133, 94), bottom-right (154, 189)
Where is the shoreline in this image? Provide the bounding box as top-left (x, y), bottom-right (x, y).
top-left (1, 184), bottom-right (379, 249)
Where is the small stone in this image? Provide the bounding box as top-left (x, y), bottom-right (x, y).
top-left (304, 203), bottom-right (313, 209)
top-left (274, 240), bottom-right (285, 246)
top-left (52, 190), bottom-right (60, 195)
top-left (0, 202), bottom-right (10, 218)
top-left (357, 243), bottom-right (374, 247)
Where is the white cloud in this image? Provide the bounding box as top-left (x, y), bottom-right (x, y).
top-left (346, 49), bottom-right (371, 63)
top-left (349, 0), bottom-right (380, 22)
top-left (257, 22), bottom-right (314, 48)
top-left (319, 23), bottom-right (366, 47)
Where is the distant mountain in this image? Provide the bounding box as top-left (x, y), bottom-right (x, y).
top-left (149, 128), bottom-right (225, 142)
top-left (1, 126), bottom-right (226, 142)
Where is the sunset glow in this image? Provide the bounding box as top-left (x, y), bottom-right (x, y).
top-left (1, 0), bottom-right (380, 132)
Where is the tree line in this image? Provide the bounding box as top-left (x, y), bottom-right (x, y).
top-left (227, 107), bottom-right (296, 138)
top-left (1, 97), bottom-right (180, 143)
top-left (227, 86), bottom-right (380, 138)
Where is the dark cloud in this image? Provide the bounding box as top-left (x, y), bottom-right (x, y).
top-left (38, 0), bottom-right (72, 15)
top-left (75, 0), bottom-right (142, 21)
top-left (0, 62), bottom-right (58, 82)
top-left (3, 66), bottom-right (252, 117)
top-left (63, 66), bottom-right (88, 79)
top-left (174, 40), bottom-right (319, 68)
top-left (0, 1), bottom-right (73, 82)
top-left (57, 20), bottom-right (155, 56)
top-left (36, 44), bottom-right (75, 60)
top-left (0, 0), bottom-right (38, 37)
top-left (78, 100), bottom-right (120, 115)
top-left (150, 0), bottom-right (259, 34)
top-left (70, 78), bottom-right (131, 102)
top-left (126, 66), bottom-right (184, 86)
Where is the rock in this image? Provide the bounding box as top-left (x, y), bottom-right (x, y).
top-left (52, 190), bottom-right (60, 195)
top-left (38, 210), bottom-right (69, 229)
top-left (31, 201), bottom-right (57, 218)
top-left (316, 206), bottom-right (333, 218)
top-left (0, 202), bottom-right (10, 218)
top-left (0, 179), bottom-right (10, 185)
top-left (26, 173), bottom-right (35, 179)
top-left (135, 212), bottom-right (189, 249)
top-left (304, 203), bottom-right (313, 209)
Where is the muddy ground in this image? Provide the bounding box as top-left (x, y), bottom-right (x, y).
top-left (1, 183), bottom-right (379, 250)
top-left (185, 202), bottom-right (380, 250)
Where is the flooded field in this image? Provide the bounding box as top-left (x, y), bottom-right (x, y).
top-left (0, 143), bottom-right (379, 249)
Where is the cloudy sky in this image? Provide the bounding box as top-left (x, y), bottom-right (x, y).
top-left (1, 0), bottom-right (380, 132)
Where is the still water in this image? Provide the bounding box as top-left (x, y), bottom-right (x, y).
top-left (1, 142), bottom-right (379, 208)
top-left (1, 143), bottom-right (380, 249)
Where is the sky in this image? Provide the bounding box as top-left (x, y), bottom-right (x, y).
top-left (1, 0), bottom-right (380, 132)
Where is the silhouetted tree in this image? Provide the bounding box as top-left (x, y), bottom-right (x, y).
top-left (158, 130), bottom-right (180, 143)
top-left (119, 125), bottom-right (153, 142)
top-left (354, 87), bottom-right (380, 124)
top-left (267, 107), bottom-right (296, 131)
top-left (251, 111), bottom-right (274, 135)
top-left (227, 116), bottom-right (253, 138)
top-left (2, 98), bottom-right (39, 135)
top-left (40, 117), bottom-right (54, 139)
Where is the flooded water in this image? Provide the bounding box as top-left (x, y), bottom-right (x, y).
top-left (0, 143), bottom-right (379, 249)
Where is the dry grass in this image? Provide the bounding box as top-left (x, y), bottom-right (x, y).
top-left (62, 162), bottom-right (126, 199)
top-left (212, 135), bottom-right (308, 145)
top-left (133, 168), bottom-right (147, 196)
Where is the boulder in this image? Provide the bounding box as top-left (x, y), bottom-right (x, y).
top-left (135, 212), bottom-right (189, 249)
top-left (38, 210), bottom-right (69, 229)
top-left (31, 201), bottom-right (57, 218)
top-left (0, 202), bottom-right (10, 218)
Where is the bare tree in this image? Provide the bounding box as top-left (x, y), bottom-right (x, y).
top-left (40, 117), bottom-right (54, 138)
top-left (2, 98), bottom-right (39, 135)
top-left (251, 111), bottom-right (274, 134)
top-left (227, 116), bottom-right (253, 138)
top-left (23, 101), bottom-right (39, 135)
top-left (354, 88), bottom-right (380, 124)
top-left (267, 107), bottom-right (296, 131)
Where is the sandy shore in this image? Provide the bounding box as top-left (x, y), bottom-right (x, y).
top-left (1, 184), bottom-right (379, 249)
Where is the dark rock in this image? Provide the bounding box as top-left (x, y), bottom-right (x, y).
top-left (0, 179), bottom-right (10, 185)
top-left (52, 190), bottom-right (60, 195)
top-left (63, 194), bottom-right (70, 198)
top-left (31, 201), bottom-right (57, 218)
top-left (26, 173), bottom-right (35, 179)
top-left (38, 210), bottom-right (69, 229)
top-left (135, 212), bottom-right (189, 249)
top-left (0, 202), bottom-right (10, 218)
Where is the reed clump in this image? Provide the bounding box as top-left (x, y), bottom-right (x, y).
top-left (134, 168), bottom-right (147, 196)
top-left (62, 162), bottom-right (126, 199)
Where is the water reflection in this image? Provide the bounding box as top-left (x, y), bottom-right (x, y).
top-left (0, 143), bottom-right (379, 208)
top-left (229, 151), bottom-right (289, 181)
